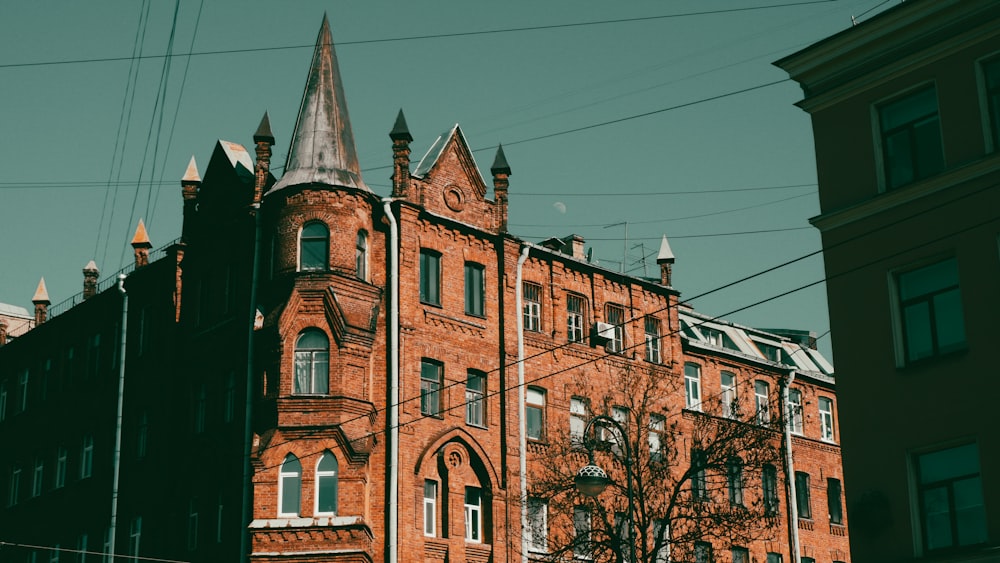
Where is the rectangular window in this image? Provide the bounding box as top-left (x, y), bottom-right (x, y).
top-left (828, 478), bottom-right (843, 525)
top-left (464, 487), bottom-right (482, 542)
top-left (879, 86), bottom-right (944, 190)
top-left (694, 542), bottom-right (713, 563)
top-left (32, 458), bottom-right (43, 498)
top-left (984, 57), bottom-right (1000, 150)
top-left (188, 498), bottom-right (199, 551)
top-left (896, 258), bottom-right (965, 364)
top-left (644, 316), bottom-right (661, 364)
top-left (648, 414), bottom-right (665, 462)
top-left (691, 449), bottom-right (707, 500)
top-left (527, 497), bottom-right (547, 552)
top-left (796, 472), bottom-right (812, 520)
top-left (801, 558), bottom-right (815, 563)
top-left (464, 262), bottom-right (485, 317)
top-left (720, 372), bottom-right (736, 419)
top-left (763, 464), bottom-right (779, 516)
top-left (684, 363), bottom-right (701, 411)
top-left (766, 553), bottom-right (782, 563)
top-left (8, 466), bottom-right (20, 506)
top-left (819, 397), bottom-right (835, 442)
top-left (570, 397), bottom-right (587, 446)
top-left (419, 249), bottom-right (441, 306)
top-left (915, 443), bottom-right (987, 551)
top-left (787, 388), bottom-right (803, 435)
top-left (574, 506), bottom-right (592, 560)
top-left (605, 304), bottom-right (625, 354)
top-left (523, 282), bottom-right (542, 332)
top-left (727, 458), bottom-right (744, 506)
top-left (55, 447), bottom-right (67, 489)
top-left (18, 369), bottom-right (29, 413)
top-left (567, 294), bottom-right (587, 343)
top-left (423, 480), bottom-right (437, 537)
top-left (754, 381), bottom-right (770, 424)
top-left (420, 361), bottom-right (442, 417)
top-left (129, 517), bottom-right (141, 563)
top-left (731, 547), bottom-right (749, 563)
top-left (81, 435), bottom-right (94, 479)
top-left (466, 371), bottom-right (485, 427)
top-left (526, 387), bottom-right (545, 441)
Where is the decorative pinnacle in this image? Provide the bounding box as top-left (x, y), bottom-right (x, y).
top-left (131, 219), bottom-right (152, 247)
top-left (182, 156), bottom-right (201, 183)
top-left (390, 109), bottom-right (413, 142)
top-left (254, 111), bottom-right (275, 145)
top-left (32, 277), bottom-right (50, 304)
top-left (490, 144), bottom-right (511, 176)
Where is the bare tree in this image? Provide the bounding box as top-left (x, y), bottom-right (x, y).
top-left (528, 362), bottom-right (784, 563)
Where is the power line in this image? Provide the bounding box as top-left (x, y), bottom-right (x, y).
top-left (517, 183), bottom-right (817, 197)
top-left (0, 541), bottom-right (190, 563)
top-left (0, 1), bottom-right (837, 70)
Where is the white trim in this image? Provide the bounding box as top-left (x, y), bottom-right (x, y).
top-left (314, 451), bottom-right (338, 517)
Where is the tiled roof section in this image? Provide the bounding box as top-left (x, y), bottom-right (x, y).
top-left (267, 15), bottom-right (367, 195)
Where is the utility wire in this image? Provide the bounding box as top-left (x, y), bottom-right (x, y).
top-left (0, 1), bottom-right (837, 70)
top-left (0, 541), bottom-right (189, 563)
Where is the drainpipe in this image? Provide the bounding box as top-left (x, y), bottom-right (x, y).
top-left (781, 370), bottom-right (801, 563)
top-left (383, 198), bottom-right (400, 563)
top-left (515, 245), bottom-right (530, 563)
top-left (109, 274), bottom-right (128, 561)
top-left (241, 201), bottom-right (263, 563)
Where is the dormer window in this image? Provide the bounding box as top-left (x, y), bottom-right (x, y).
top-left (299, 222), bottom-right (328, 272)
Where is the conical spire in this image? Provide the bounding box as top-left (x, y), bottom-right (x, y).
top-left (32, 277), bottom-right (50, 303)
top-left (656, 234), bottom-right (675, 262)
top-left (268, 15), bottom-right (367, 195)
top-left (490, 144), bottom-right (511, 176)
top-left (132, 219), bottom-right (151, 246)
top-left (182, 156), bottom-right (201, 183)
top-left (390, 109), bottom-right (412, 142)
top-left (254, 111), bottom-right (275, 145)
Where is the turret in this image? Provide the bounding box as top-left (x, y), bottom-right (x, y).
top-left (253, 112), bottom-right (275, 205)
top-left (491, 145), bottom-right (511, 232)
top-left (132, 219), bottom-right (153, 268)
top-left (656, 235), bottom-right (675, 286)
top-left (83, 261), bottom-right (100, 299)
top-left (390, 109), bottom-right (413, 199)
top-left (32, 278), bottom-right (50, 325)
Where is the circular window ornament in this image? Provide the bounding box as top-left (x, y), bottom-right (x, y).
top-left (444, 186), bottom-right (465, 212)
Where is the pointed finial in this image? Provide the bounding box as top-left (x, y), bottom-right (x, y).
top-left (132, 219), bottom-right (151, 246)
top-left (490, 144), bottom-right (511, 176)
top-left (32, 277), bottom-right (50, 304)
top-left (656, 234), bottom-right (675, 263)
top-left (390, 109), bottom-right (413, 142)
top-left (182, 156), bottom-right (201, 183)
top-left (254, 111), bottom-right (275, 145)
top-left (84, 260), bottom-right (99, 273)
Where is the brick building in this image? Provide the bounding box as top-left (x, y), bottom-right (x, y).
top-left (776, 1), bottom-right (1000, 561)
top-left (1, 16), bottom-right (848, 563)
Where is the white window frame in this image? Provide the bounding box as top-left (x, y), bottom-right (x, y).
top-left (573, 506), bottom-right (592, 560)
top-left (423, 480), bottom-right (437, 537)
top-left (649, 414), bottom-right (665, 462)
top-left (466, 370), bottom-right (486, 427)
top-left (420, 360), bottom-right (443, 417)
top-left (526, 387), bottom-right (545, 441)
top-left (644, 316), bottom-right (661, 364)
top-left (278, 455), bottom-right (301, 517)
top-left (294, 330), bottom-right (330, 395)
top-left (788, 388), bottom-right (804, 435)
top-left (527, 496), bottom-right (548, 553)
top-left (605, 304), bottom-right (625, 354)
top-left (464, 487), bottom-right (482, 543)
top-left (570, 397), bottom-right (587, 445)
top-left (720, 371), bottom-right (736, 419)
top-left (523, 282), bottom-right (541, 332)
top-left (567, 294), bottom-right (586, 343)
top-left (819, 397), bottom-right (835, 442)
top-left (754, 381), bottom-right (770, 425)
top-left (315, 451), bottom-right (338, 516)
top-left (55, 447), bottom-right (67, 489)
top-left (32, 457), bottom-right (43, 498)
top-left (187, 498), bottom-right (199, 551)
top-left (355, 230), bottom-right (368, 281)
top-left (684, 363), bottom-right (701, 411)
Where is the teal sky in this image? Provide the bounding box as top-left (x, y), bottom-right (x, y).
top-left (0, 0), bottom-right (897, 361)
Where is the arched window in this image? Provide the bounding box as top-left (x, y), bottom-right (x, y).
top-left (299, 222), bottom-right (328, 272)
top-left (294, 330), bottom-right (329, 395)
top-left (355, 231), bottom-right (368, 281)
top-left (315, 451), bottom-right (338, 515)
top-left (278, 454), bottom-right (301, 517)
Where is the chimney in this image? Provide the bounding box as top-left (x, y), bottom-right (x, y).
top-left (32, 277), bottom-right (50, 325)
top-left (563, 235), bottom-right (585, 260)
top-left (0, 318), bottom-right (8, 346)
top-left (181, 156), bottom-right (201, 243)
top-left (253, 112), bottom-right (275, 205)
top-left (83, 261), bottom-right (100, 299)
top-left (132, 219), bottom-right (153, 268)
top-left (490, 145), bottom-right (511, 232)
top-left (656, 235), bottom-right (675, 286)
top-left (390, 109), bottom-right (413, 199)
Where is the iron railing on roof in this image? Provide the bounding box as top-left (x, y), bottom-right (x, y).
top-left (47, 238), bottom-right (182, 319)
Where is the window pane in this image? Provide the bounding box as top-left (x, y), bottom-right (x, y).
top-left (300, 223), bottom-right (328, 271)
top-left (919, 443), bottom-right (979, 483)
top-left (954, 477), bottom-right (988, 546)
top-left (903, 301), bottom-right (934, 361)
top-left (420, 251), bottom-right (441, 305)
top-left (317, 475), bottom-right (337, 514)
top-left (900, 259), bottom-right (959, 300)
top-left (933, 290), bottom-right (966, 352)
top-left (922, 485), bottom-right (952, 550)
